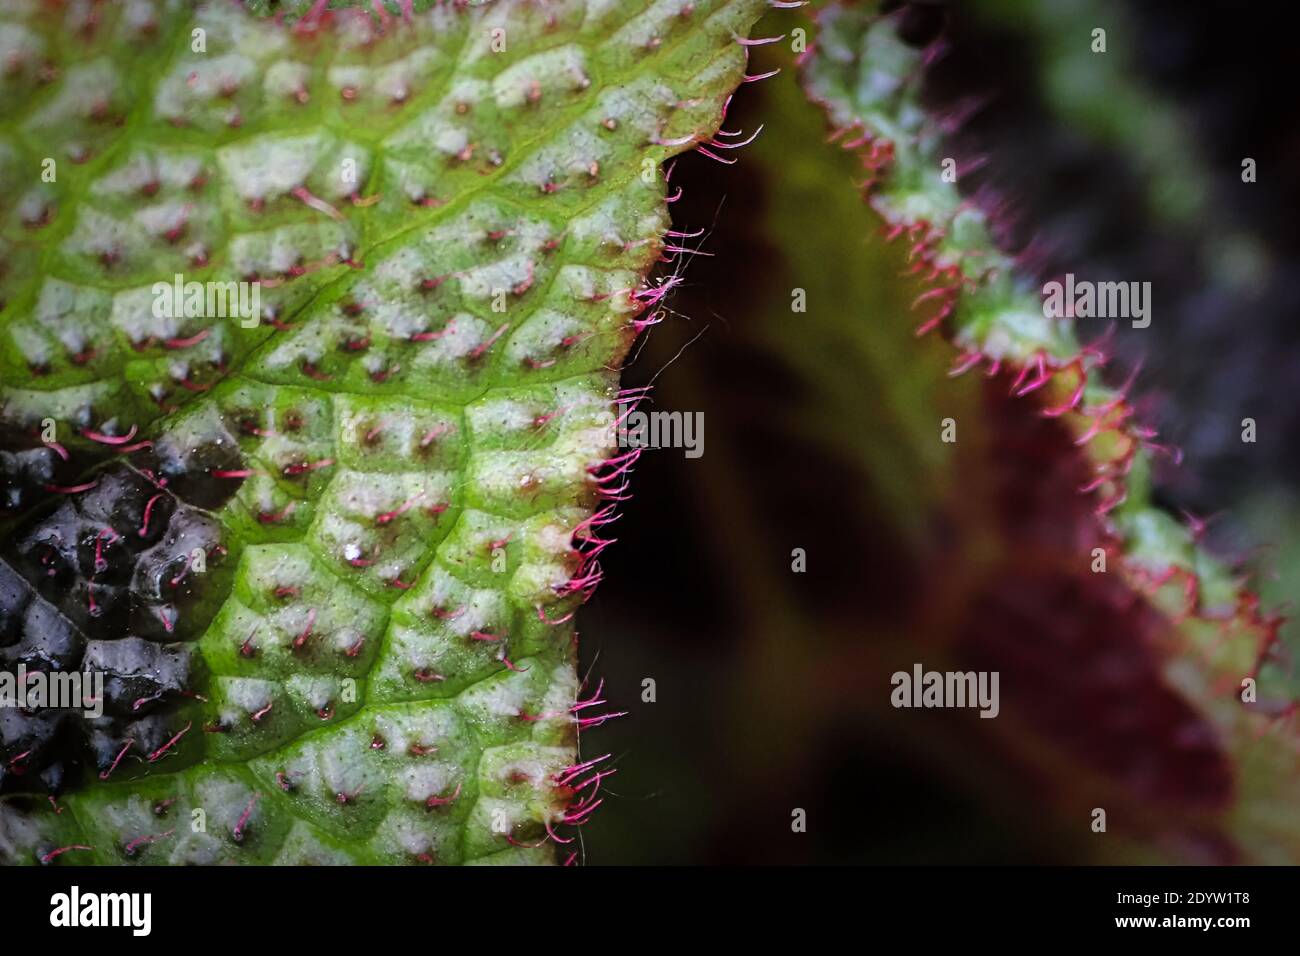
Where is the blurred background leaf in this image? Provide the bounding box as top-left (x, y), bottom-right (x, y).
top-left (577, 0), bottom-right (1300, 864)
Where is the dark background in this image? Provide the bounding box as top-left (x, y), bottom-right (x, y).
top-left (576, 0), bottom-right (1300, 865)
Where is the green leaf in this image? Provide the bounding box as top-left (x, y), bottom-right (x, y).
top-left (0, 0), bottom-right (765, 865)
top-left (798, 2), bottom-right (1299, 862)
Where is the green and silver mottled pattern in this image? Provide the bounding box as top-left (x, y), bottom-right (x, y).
top-left (0, 0), bottom-right (765, 865)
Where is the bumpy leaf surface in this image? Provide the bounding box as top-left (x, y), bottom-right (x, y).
top-left (0, 0), bottom-right (764, 865)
